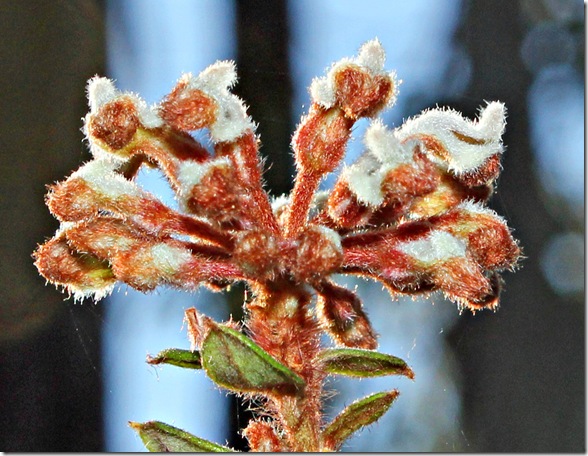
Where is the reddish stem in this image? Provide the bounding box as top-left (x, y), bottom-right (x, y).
top-left (284, 170), bottom-right (321, 239)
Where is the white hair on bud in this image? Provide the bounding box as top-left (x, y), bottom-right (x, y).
top-left (71, 283), bottom-right (115, 303)
top-left (309, 38), bottom-right (398, 110)
top-left (209, 96), bottom-right (255, 142)
top-left (73, 159), bottom-right (142, 199)
top-left (477, 101), bottom-right (507, 139)
top-left (180, 62), bottom-right (255, 142)
top-left (176, 157), bottom-right (232, 195)
top-left (364, 119), bottom-right (412, 165)
top-left (87, 76), bottom-right (163, 130)
top-left (309, 76), bottom-right (336, 109)
top-left (458, 200), bottom-right (507, 223)
top-left (313, 225), bottom-right (343, 253)
top-left (356, 38), bottom-right (386, 73)
top-left (343, 154), bottom-right (386, 207)
top-left (398, 230), bottom-right (467, 264)
top-left (133, 97), bottom-right (164, 129)
top-left (87, 76), bottom-right (119, 113)
top-left (149, 243), bottom-right (192, 275)
top-left (91, 231), bottom-right (137, 254)
top-left (396, 101), bottom-right (506, 173)
top-left (186, 60), bottom-right (238, 94)
top-left (270, 194), bottom-right (290, 214)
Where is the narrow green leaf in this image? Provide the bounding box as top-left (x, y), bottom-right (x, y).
top-left (322, 390), bottom-right (399, 450)
top-left (146, 348), bottom-right (202, 369)
top-left (129, 420), bottom-right (235, 452)
top-left (318, 348), bottom-right (414, 379)
top-left (201, 324), bottom-right (305, 396)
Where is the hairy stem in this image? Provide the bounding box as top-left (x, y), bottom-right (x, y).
top-left (285, 170), bottom-right (321, 239)
top-left (246, 280), bottom-right (325, 451)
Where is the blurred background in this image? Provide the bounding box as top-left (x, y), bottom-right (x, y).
top-left (0, 0), bottom-right (584, 451)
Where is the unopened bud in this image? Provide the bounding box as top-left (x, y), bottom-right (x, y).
top-left (292, 226), bottom-right (343, 282)
top-left (86, 97), bottom-right (140, 150)
top-left (292, 107), bottom-right (352, 175)
top-left (310, 39), bottom-right (398, 119)
top-left (33, 235), bottom-right (115, 300)
top-left (233, 230), bottom-right (280, 280)
top-left (316, 281), bottom-right (377, 350)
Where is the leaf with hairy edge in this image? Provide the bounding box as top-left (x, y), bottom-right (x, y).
top-left (322, 390), bottom-right (399, 450)
top-left (317, 348), bottom-right (414, 379)
top-left (201, 324), bottom-right (306, 396)
top-left (146, 348), bottom-right (202, 369)
top-left (129, 420), bottom-right (235, 452)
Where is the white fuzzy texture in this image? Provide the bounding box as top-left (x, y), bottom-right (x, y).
top-left (398, 231), bottom-right (467, 264)
top-left (313, 225), bottom-right (343, 253)
top-left (86, 76), bottom-right (163, 128)
top-left (73, 159), bottom-right (142, 199)
top-left (91, 233), bottom-right (136, 254)
top-left (344, 162), bottom-right (385, 206)
top-left (356, 38), bottom-right (386, 73)
top-left (365, 119), bottom-right (413, 165)
top-left (310, 38), bottom-right (399, 110)
top-left (87, 77), bottom-right (119, 113)
top-left (133, 96), bottom-right (164, 129)
top-left (176, 156), bottom-right (231, 194)
top-left (149, 243), bottom-right (192, 275)
top-left (343, 120), bottom-right (416, 207)
top-left (181, 61), bottom-right (255, 142)
top-left (271, 194), bottom-right (290, 214)
top-left (72, 284), bottom-right (115, 303)
top-left (458, 200), bottom-right (508, 226)
top-left (396, 102), bottom-right (506, 173)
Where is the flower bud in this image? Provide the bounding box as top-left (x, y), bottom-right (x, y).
top-left (33, 235), bottom-right (115, 300)
top-left (316, 281), bottom-right (377, 350)
top-left (434, 201), bottom-right (520, 270)
top-left (233, 230), bottom-right (281, 280)
top-left (396, 101), bottom-right (506, 175)
top-left (326, 182), bottom-right (373, 229)
top-left (292, 226), bottom-right (343, 282)
top-left (292, 107), bottom-right (353, 175)
top-left (177, 157), bottom-right (242, 222)
top-left (160, 62), bottom-right (255, 143)
top-left (310, 39), bottom-right (398, 119)
top-left (86, 97), bottom-right (140, 150)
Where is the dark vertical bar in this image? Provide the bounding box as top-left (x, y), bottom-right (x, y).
top-left (227, 0), bottom-right (293, 450)
top-left (234, 0), bottom-right (294, 197)
top-left (448, 0), bottom-right (584, 451)
top-left (0, 0), bottom-right (105, 451)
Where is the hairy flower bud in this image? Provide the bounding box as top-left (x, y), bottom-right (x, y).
top-left (33, 235), bottom-right (115, 300)
top-left (316, 281), bottom-right (377, 350)
top-left (292, 107), bottom-right (353, 175)
top-left (291, 225), bottom-right (343, 282)
top-left (160, 61), bottom-right (255, 143)
top-left (310, 39), bottom-right (398, 119)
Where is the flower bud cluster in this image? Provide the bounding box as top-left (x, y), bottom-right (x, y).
top-left (35, 40), bottom-right (521, 452)
top-left (35, 39), bottom-right (519, 332)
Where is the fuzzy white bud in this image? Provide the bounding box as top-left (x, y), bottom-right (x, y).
top-left (397, 102), bottom-right (506, 173)
top-left (181, 61), bottom-right (255, 142)
top-left (398, 231), bottom-right (467, 264)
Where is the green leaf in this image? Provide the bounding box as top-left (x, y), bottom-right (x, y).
top-left (129, 420), bottom-right (235, 452)
top-left (146, 348), bottom-right (202, 369)
top-left (201, 324), bottom-right (305, 396)
top-left (317, 348), bottom-right (414, 379)
top-left (322, 390), bottom-right (399, 450)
